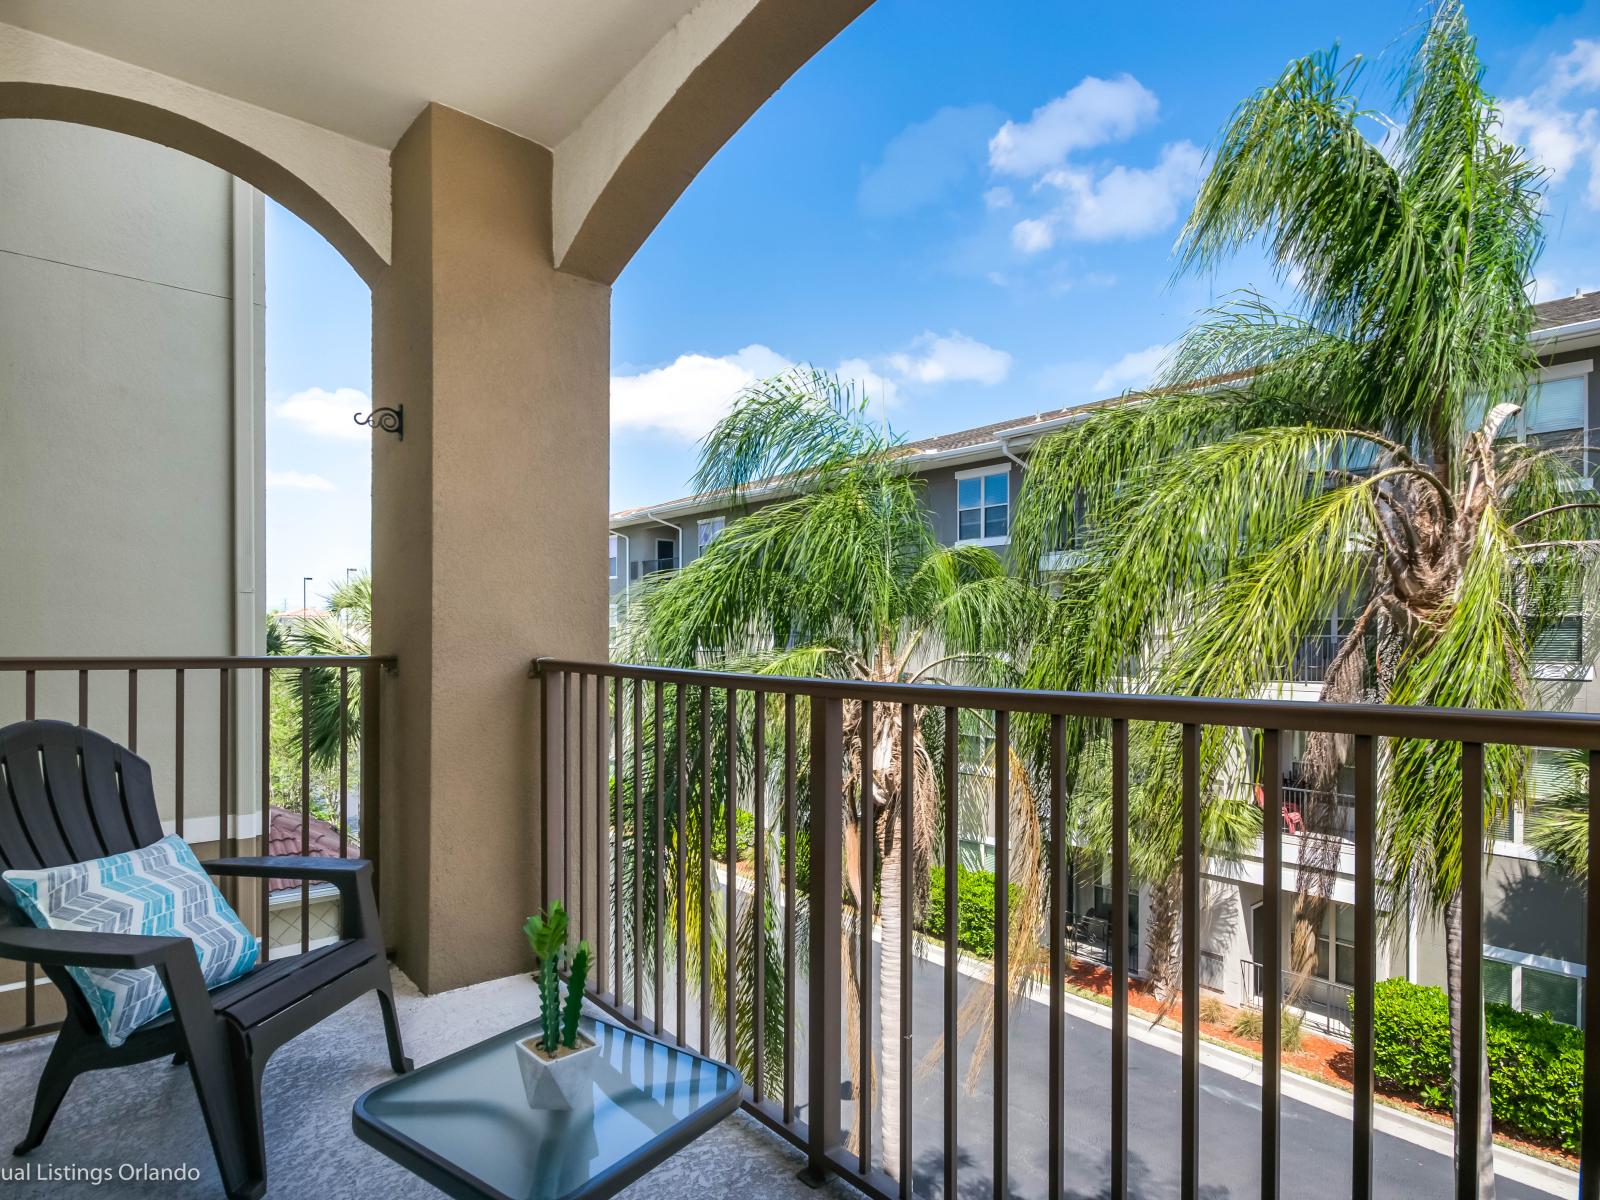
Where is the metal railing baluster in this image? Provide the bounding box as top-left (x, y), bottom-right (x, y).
top-left (753, 691), bottom-right (767, 1103)
top-left (633, 678), bottom-right (644, 1019)
top-left (1261, 728), bottom-right (1284, 1200)
top-left (676, 684), bottom-right (688, 1044)
top-left (654, 679), bottom-right (666, 1034)
top-left (1181, 721), bottom-right (1201, 1200)
top-left (614, 677), bottom-right (624, 1007)
top-left (219, 667), bottom-right (233, 905)
top-left (1582, 747), bottom-right (1600, 1200)
top-left (783, 692), bottom-right (797, 1124)
top-left (1353, 733), bottom-right (1376, 1200)
top-left (859, 698), bottom-right (874, 1177)
top-left (994, 708), bottom-right (1010, 1200)
top-left (943, 704), bottom-right (959, 1200)
top-left (898, 701), bottom-right (914, 1197)
top-left (1110, 716), bottom-right (1129, 1200)
top-left (725, 687), bottom-right (738, 1065)
top-left (1048, 712), bottom-right (1066, 1200)
top-left (700, 684), bottom-right (712, 1054)
top-left (260, 666), bottom-right (271, 963)
top-left (300, 668), bottom-right (311, 954)
top-left (802, 694), bottom-right (844, 1186)
top-left (1458, 742), bottom-right (1485, 1200)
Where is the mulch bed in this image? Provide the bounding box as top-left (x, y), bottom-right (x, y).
top-left (1059, 959), bottom-right (1577, 1169)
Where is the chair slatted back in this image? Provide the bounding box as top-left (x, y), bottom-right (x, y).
top-left (0, 720), bottom-right (164, 875)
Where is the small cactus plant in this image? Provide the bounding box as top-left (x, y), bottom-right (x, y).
top-left (523, 901), bottom-right (592, 1055)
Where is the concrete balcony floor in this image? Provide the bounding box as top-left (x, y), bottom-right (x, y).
top-left (0, 969), bottom-right (856, 1199)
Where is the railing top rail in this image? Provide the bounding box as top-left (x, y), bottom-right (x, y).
top-left (0, 655), bottom-right (396, 670)
top-left (534, 656), bottom-right (1600, 749)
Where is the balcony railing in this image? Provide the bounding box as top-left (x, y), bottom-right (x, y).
top-left (1241, 959), bottom-right (1355, 1039)
top-left (0, 654), bottom-right (392, 1043)
top-left (535, 656), bottom-right (1600, 1200)
top-left (1280, 784), bottom-right (1356, 838)
top-left (630, 556), bottom-right (678, 580)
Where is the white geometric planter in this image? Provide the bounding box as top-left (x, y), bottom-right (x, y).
top-left (515, 1032), bottom-right (599, 1110)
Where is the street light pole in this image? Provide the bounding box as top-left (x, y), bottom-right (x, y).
top-left (302, 576), bottom-right (313, 612)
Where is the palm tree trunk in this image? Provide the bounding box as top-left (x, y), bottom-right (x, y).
top-left (1442, 891), bottom-right (1496, 1197)
top-left (878, 823), bottom-right (905, 1175)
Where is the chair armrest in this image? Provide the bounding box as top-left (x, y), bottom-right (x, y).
top-left (203, 855), bottom-right (370, 885)
top-left (204, 855), bottom-right (379, 943)
top-left (0, 924), bottom-right (195, 971)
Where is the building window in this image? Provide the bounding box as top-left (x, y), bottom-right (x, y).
top-left (1516, 372), bottom-right (1589, 475)
top-left (608, 535), bottom-right (618, 580)
top-left (1484, 946), bottom-right (1584, 1027)
top-left (698, 516), bottom-right (725, 551)
top-left (957, 467), bottom-right (1010, 543)
top-left (1313, 903), bottom-right (1356, 988)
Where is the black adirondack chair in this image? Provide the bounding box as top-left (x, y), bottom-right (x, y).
top-left (0, 720), bottom-right (411, 1200)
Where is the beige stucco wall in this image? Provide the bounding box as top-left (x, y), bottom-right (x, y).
top-left (373, 105), bottom-right (610, 993)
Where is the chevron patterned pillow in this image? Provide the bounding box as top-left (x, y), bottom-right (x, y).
top-left (3, 835), bottom-right (259, 1046)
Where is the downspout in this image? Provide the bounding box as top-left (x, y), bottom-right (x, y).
top-left (996, 433), bottom-right (1029, 474)
top-left (645, 510), bottom-right (688, 569)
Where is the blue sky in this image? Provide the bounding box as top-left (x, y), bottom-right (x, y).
top-left (263, 0), bottom-right (1600, 609)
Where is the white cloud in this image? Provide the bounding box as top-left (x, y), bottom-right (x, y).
top-left (1092, 343), bottom-right (1172, 394)
top-left (612, 345), bottom-right (794, 440)
top-left (984, 186), bottom-right (1015, 210)
top-left (989, 74), bottom-right (1159, 176)
top-left (1011, 217), bottom-right (1055, 254)
top-left (1498, 39), bottom-right (1600, 209)
top-left (886, 331), bottom-right (1011, 386)
top-left (859, 104), bottom-right (1006, 218)
top-left (274, 387), bottom-right (372, 441)
top-left (1498, 96), bottom-right (1595, 182)
top-left (613, 332), bottom-right (1010, 444)
top-left (266, 469), bottom-right (336, 492)
top-left (1040, 140), bottom-right (1205, 241)
top-left (836, 357), bottom-right (901, 408)
top-left (1552, 39), bottom-right (1600, 95)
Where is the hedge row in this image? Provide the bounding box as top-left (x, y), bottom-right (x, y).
top-left (923, 865), bottom-right (1021, 960)
top-left (1370, 977), bottom-right (1583, 1152)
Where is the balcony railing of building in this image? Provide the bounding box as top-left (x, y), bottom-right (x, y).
top-left (0, 654), bottom-right (392, 1044)
top-left (630, 557), bottom-right (678, 580)
top-left (535, 656), bottom-right (1600, 1200)
top-left (1241, 959), bottom-right (1355, 1039)
top-left (1280, 784), bottom-right (1357, 838)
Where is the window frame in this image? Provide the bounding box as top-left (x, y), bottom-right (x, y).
top-left (1483, 943), bottom-right (1585, 1027)
top-left (954, 464), bottom-right (1012, 547)
top-left (698, 516), bottom-right (726, 552)
top-left (1509, 360), bottom-right (1591, 484)
top-left (608, 534), bottom-right (618, 581)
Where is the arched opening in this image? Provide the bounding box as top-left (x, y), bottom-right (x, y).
top-left (0, 83), bottom-right (386, 283)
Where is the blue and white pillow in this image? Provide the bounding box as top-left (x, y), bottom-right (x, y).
top-left (3, 835), bottom-right (258, 1046)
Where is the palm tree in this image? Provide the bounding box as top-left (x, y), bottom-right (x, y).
top-left (276, 572), bottom-right (371, 767)
top-left (1011, 4), bottom-right (1587, 1190)
top-left (1526, 750), bottom-right (1589, 877)
top-left (618, 368), bottom-right (1044, 1174)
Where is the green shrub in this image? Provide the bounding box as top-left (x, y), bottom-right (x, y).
top-left (1368, 977), bottom-right (1583, 1152)
top-left (711, 809), bottom-right (757, 860)
top-left (923, 865), bottom-right (1021, 959)
top-left (1228, 1007), bottom-right (1303, 1052)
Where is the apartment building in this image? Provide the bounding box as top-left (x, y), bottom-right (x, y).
top-left (609, 290), bottom-right (1600, 1032)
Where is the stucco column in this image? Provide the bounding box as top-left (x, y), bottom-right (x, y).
top-left (372, 103), bottom-right (609, 993)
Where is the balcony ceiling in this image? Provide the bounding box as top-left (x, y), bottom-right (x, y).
top-left (0, 0), bottom-right (707, 150)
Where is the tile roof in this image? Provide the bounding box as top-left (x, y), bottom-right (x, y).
top-left (612, 292), bottom-right (1600, 523)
